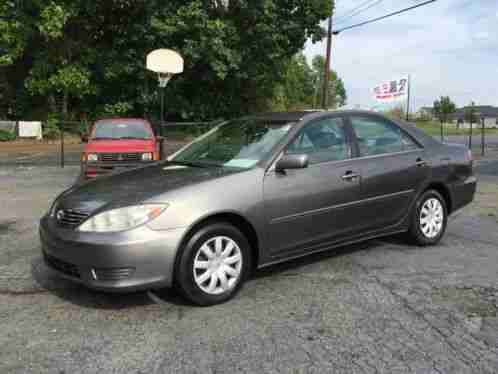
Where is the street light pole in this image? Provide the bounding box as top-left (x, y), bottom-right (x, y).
top-left (321, 8), bottom-right (334, 110)
top-left (160, 87), bottom-right (165, 128)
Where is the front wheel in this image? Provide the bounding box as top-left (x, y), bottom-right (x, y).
top-left (175, 223), bottom-right (251, 306)
top-left (407, 189), bottom-right (448, 246)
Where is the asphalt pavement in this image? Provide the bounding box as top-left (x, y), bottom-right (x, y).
top-left (0, 159), bottom-right (497, 373)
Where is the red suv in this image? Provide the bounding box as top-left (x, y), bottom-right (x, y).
top-left (80, 118), bottom-right (162, 179)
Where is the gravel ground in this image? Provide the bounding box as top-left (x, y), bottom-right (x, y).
top-left (0, 162), bottom-right (497, 374)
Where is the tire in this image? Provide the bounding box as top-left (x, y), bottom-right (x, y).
top-left (407, 189), bottom-right (448, 246)
top-left (175, 222), bottom-right (252, 306)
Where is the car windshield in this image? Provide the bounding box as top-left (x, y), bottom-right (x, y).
top-left (171, 119), bottom-right (294, 169)
top-left (91, 121), bottom-right (152, 140)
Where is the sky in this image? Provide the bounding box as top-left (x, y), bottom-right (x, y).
top-left (304, 0), bottom-right (498, 111)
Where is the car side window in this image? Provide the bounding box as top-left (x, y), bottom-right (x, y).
top-left (350, 116), bottom-right (407, 156)
top-left (286, 117), bottom-right (351, 164)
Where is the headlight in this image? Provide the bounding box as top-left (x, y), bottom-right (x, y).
top-left (87, 153), bottom-right (98, 162)
top-left (142, 152), bottom-right (153, 161)
top-left (77, 204), bottom-right (167, 232)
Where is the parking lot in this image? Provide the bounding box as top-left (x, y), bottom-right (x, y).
top-left (1, 153), bottom-right (498, 373)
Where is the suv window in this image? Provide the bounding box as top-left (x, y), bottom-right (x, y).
top-left (350, 116), bottom-right (418, 156)
top-left (286, 117), bottom-right (351, 164)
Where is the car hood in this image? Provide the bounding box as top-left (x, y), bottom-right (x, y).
top-left (85, 139), bottom-right (155, 153)
top-left (58, 163), bottom-right (240, 213)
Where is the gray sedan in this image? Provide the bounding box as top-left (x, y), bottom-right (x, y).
top-left (40, 110), bottom-right (476, 305)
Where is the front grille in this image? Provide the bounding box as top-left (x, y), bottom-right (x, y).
top-left (44, 253), bottom-right (81, 278)
top-left (100, 153), bottom-right (141, 162)
top-left (93, 267), bottom-right (135, 281)
top-left (56, 209), bottom-right (89, 229)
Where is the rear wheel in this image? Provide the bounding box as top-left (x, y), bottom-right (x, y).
top-left (175, 223), bottom-right (251, 306)
top-left (407, 189), bottom-right (448, 246)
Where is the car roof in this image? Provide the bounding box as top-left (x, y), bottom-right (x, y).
top-left (243, 110), bottom-right (440, 148)
top-left (245, 111), bottom-right (322, 122)
top-left (244, 109), bottom-right (392, 123)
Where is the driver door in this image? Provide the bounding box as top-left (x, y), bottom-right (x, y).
top-left (263, 116), bottom-right (364, 257)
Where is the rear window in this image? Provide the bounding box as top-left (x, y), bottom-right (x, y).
top-left (91, 121), bottom-right (152, 140)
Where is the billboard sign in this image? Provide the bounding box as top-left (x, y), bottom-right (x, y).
top-left (373, 76), bottom-right (409, 103)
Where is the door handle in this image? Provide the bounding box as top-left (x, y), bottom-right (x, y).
top-left (415, 158), bottom-right (426, 167)
top-left (341, 171), bottom-right (360, 181)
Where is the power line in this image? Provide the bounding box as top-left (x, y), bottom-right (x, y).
top-left (334, 0), bottom-right (377, 23)
top-left (334, 0), bottom-right (385, 27)
top-left (333, 0), bottom-right (437, 34)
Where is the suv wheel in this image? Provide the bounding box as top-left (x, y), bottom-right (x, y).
top-left (175, 223), bottom-right (251, 306)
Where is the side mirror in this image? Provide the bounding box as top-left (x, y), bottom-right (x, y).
top-left (81, 133), bottom-right (88, 143)
top-left (275, 154), bottom-right (309, 173)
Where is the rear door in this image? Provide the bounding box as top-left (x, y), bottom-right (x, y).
top-left (263, 116), bottom-right (364, 256)
top-left (348, 114), bottom-right (430, 231)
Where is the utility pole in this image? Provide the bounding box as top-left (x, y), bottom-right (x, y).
top-left (406, 75), bottom-right (411, 121)
top-left (481, 116), bottom-right (485, 156)
top-left (321, 6), bottom-right (334, 110)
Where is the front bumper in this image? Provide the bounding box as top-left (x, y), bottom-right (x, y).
top-left (39, 215), bottom-right (187, 292)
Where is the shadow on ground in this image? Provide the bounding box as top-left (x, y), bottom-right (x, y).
top-left (30, 236), bottom-right (416, 309)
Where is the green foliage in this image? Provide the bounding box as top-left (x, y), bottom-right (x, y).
top-left (464, 102), bottom-right (479, 124)
top-left (43, 113), bottom-right (61, 140)
top-left (0, 0), bottom-right (333, 121)
top-left (38, 2), bottom-right (71, 39)
top-left (97, 102), bottom-right (134, 118)
top-left (0, 1), bottom-right (26, 65)
top-left (311, 55), bottom-right (347, 109)
top-left (0, 128), bottom-right (15, 141)
top-left (27, 65), bottom-right (94, 97)
top-left (269, 53), bottom-right (347, 111)
top-left (433, 96), bottom-right (456, 124)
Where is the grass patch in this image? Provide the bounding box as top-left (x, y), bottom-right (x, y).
top-left (414, 121), bottom-right (498, 136)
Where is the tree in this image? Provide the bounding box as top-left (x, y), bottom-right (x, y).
top-left (433, 96), bottom-right (456, 140)
top-left (311, 55), bottom-right (346, 109)
top-left (267, 53), bottom-right (347, 111)
top-left (464, 102), bottom-right (478, 124)
top-left (1, 0), bottom-right (333, 121)
top-left (269, 53), bottom-right (314, 111)
top-left (464, 101), bottom-right (479, 149)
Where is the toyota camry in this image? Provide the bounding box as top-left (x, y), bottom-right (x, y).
top-left (40, 111), bottom-right (476, 305)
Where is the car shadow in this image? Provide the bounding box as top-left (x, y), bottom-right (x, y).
top-left (31, 256), bottom-right (154, 309)
top-left (252, 240), bottom-right (377, 280)
top-left (32, 236), bottom-right (412, 309)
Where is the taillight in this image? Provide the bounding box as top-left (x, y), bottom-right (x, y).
top-left (81, 153), bottom-right (87, 162)
top-left (466, 149), bottom-right (473, 165)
